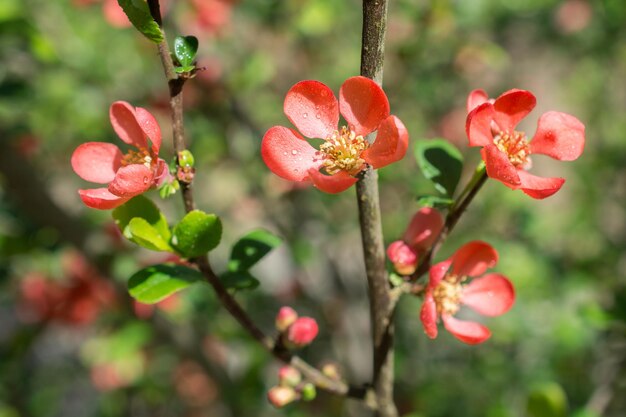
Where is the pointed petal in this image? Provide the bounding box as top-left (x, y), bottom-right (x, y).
top-left (451, 241), bottom-right (498, 278)
top-left (429, 259), bottom-right (452, 289)
top-left (442, 315), bottom-right (491, 344)
top-left (135, 107), bottom-right (162, 153)
top-left (402, 207), bottom-right (444, 250)
top-left (467, 89), bottom-right (489, 113)
top-left (71, 142), bottom-right (122, 183)
top-left (108, 164), bottom-right (153, 198)
top-left (462, 273), bottom-right (515, 317)
top-left (466, 103), bottom-right (496, 147)
top-left (530, 111), bottom-right (585, 161)
top-left (492, 89), bottom-right (536, 132)
top-left (362, 115), bottom-right (408, 169)
top-left (284, 80), bottom-right (339, 139)
top-left (78, 188), bottom-right (130, 210)
top-left (481, 144), bottom-right (521, 186)
top-left (307, 169), bottom-right (357, 193)
top-left (339, 76), bottom-right (390, 136)
top-left (517, 170), bottom-right (565, 199)
top-left (109, 101), bottom-right (148, 149)
top-left (261, 126), bottom-right (321, 182)
top-left (420, 294), bottom-right (439, 339)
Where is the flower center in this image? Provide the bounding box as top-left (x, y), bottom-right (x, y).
top-left (121, 147), bottom-right (154, 168)
top-left (319, 126), bottom-right (369, 175)
top-left (432, 274), bottom-right (464, 316)
top-left (493, 130), bottom-right (531, 167)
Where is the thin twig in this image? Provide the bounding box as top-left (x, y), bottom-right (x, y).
top-left (145, 0), bottom-right (364, 401)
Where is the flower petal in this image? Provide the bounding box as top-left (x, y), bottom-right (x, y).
top-left (420, 293), bottom-right (439, 339)
top-left (530, 111), bottom-right (585, 161)
top-left (466, 103), bottom-right (496, 147)
top-left (361, 115), bottom-right (408, 169)
top-left (78, 188), bottom-right (130, 210)
top-left (429, 259), bottom-right (452, 289)
top-left (135, 107), bottom-right (162, 153)
top-left (402, 207), bottom-right (444, 250)
top-left (108, 164), bottom-right (153, 198)
top-left (71, 142), bottom-right (122, 183)
top-left (109, 101), bottom-right (148, 149)
top-left (481, 144), bottom-right (521, 186)
top-left (442, 315), bottom-right (491, 345)
top-left (462, 273), bottom-right (515, 317)
top-left (307, 169), bottom-right (357, 193)
top-left (492, 89), bottom-right (536, 133)
top-left (451, 241), bottom-right (498, 278)
top-left (466, 89), bottom-right (489, 113)
top-left (339, 76), bottom-right (390, 136)
top-left (517, 170), bottom-right (565, 199)
top-left (261, 126), bottom-right (321, 182)
top-left (283, 80), bottom-right (339, 139)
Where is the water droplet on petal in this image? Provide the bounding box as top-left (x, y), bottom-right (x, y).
top-left (283, 151), bottom-right (288, 156)
top-left (291, 150), bottom-right (298, 155)
top-left (143, 177), bottom-right (149, 184)
top-left (315, 113), bottom-right (321, 119)
top-left (303, 113), bottom-right (308, 119)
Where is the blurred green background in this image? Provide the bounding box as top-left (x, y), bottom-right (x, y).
top-left (1, 0), bottom-right (625, 416)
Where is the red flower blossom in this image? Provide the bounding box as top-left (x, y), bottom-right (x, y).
top-left (262, 76), bottom-right (409, 193)
top-left (420, 241), bottom-right (515, 344)
top-left (387, 207), bottom-right (444, 275)
top-left (71, 101), bottom-right (168, 209)
top-left (466, 89), bottom-right (585, 199)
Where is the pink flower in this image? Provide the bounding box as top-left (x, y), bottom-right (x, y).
top-left (71, 101), bottom-right (168, 209)
top-left (387, 208), bottom-right (444, 275)
top-left (262, 76), bottom-right (409, 193)
top-left (466, 89), bottom-right (585, 199)
top-left (420, 241), bottom-right (515, 344)
top-left (286, 317), bottom-right (319, 347)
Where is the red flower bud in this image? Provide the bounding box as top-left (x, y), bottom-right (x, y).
top-left (275, 306), bottom-right (298, 332)
top-left (278, 366), bottom-right (302, 387)
top-left (267, 386), bottom-right (297, 408)
top-left (286, 317), bottom-right (319, 347)
top-left (386, 240), bottom-right (418, 276)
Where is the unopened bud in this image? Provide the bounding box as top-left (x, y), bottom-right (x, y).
top-left (267, 386), bottom-right (297, 408)
top-left (386, 240), bottom-right (418, 276)
top-left (278, 366), bottom-right (301, 387)
top-left (275, 306), bottom-right (298, 332)
top-left (300, 383), bottom-right (317, 402)
top-left (286, 317), bottom-right (319, 348)
top-left (321, 363), bottom-right (341, 380)
top-left (177, 150), bottom-right (195, 168)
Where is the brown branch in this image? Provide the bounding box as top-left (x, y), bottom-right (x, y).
top-left (358, 0), bottom-right (397, 416)
top-left (146, 0), bottom-right (364, 401)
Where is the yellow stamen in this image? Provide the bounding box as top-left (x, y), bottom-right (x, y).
top-left (433, 274), bottom-right (464, 316)
top-left (121, 147), bottom-right (154, 168)
top-left (493, 130), bottom-right (531, 167)
top-left (319, 126), bottom-right (369, 175)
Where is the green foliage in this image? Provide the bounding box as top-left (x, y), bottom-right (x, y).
top-left (526, 383), bottom-right (568, 417)
top-left (128, 263), bottom-right (204, 303)
top-left (220, 270), bottom-right (260, 290)
top-left (112, 195), bottom-right (173, 251)
top-left (173, 36), bottom-right (198, 73)
top-left (227, 229), bottom-right (282, 272)
top-left (416, 195), bottom-right (454, 209)
top-left (415, 139), bottom-right (463, 197)
top-left (117, 0), bottom-right (164, 43)
top-left (171, 210), bottom-right (222, 258)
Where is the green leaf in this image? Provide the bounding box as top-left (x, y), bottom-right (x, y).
top-left (128, 218), bottom-right (173, 252)
top-left (128, 263), bottom-right (204, 304)
top-left (174, 36), bottom-right (199, 67)
top-left (415, 139), bottom-right (463, 196)
top-left (117, 0), bottom-right (164, 43)
top-left (526, 382), bottom-right (568, 417)
top-left (228, 229), bottom-right (282, 272)
top-left (171, 210), bottom-right (222, 258)
top-left (175, 65), bottom-right (196, 74)
top-left (220, 270), bottom-right (260, 291)
top-left (112, 195), bottom-right (171, 243)
top-left (416, 195), bottom-right (455, 209)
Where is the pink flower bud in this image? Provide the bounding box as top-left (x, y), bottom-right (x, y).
top-left (267, 386), bottom-right (297, 408)
top-left (387, 240), bottom-right (418, 276)
top-left (275, 306), bottom-right (298, 332)
top-left (287, 317), bottom-right (319, 347)
top-left (278, 366), bottom-right (302, 387)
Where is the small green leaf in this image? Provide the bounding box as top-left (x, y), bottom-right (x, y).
top-left (416, 195), bottom-right (455, 209)
top-left (415, 139), bottom-right (463, 196)
top-left (175, 65), bottom-right (196, 74)
top-left (389, 273), bottom-right (405, 287)
top-left (171, 210), bottom-right (222, 258)
top-left (117, 0), bottom-right (164, 43)
top-left (220, 270), bottom-right (260, 290)
top-left (128, 218), bottom-right (173, 252)
top-left (128, 263), bottom-right (204, 304)
top-left (228, 229), bottom-right (282, 272)
top-left (174, 36), bottom-right (198, 67)
top-left (112, 195), bottom-right (171, 244)
top-left (526, 382), bottom-right (568, 417)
